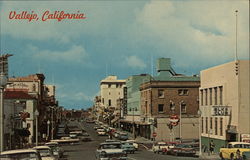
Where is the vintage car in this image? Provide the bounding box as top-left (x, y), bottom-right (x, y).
top-left (0, 149), bottom-right (42, 160)
top-left (220, 142), bottom-right (250, 160)
top-left (152, 142), bottom-right (169, 154)
top-left (161, 142), bottom-right (179, 154)
top-left (118, 133), bottom-right (129, 141)
top-left (45, 142), bottom-right (64, 158)
top-left (126, 140), bottom-right (139, 151)
top-left (168, 143), bottom-right (196, 157)
top-left (97, 129), bottom-right (107, 136)
top-left (51, 136), bottom-right (80, 144)
top-left (95, 142), bottom-right (127, 160)
top-left (33, 146), bottom-right (57, 160)
top-left (121, 141), bottom-right (136, 154)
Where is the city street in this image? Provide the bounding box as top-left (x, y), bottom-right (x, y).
top-left (61, 121), bottom-right (199, 160)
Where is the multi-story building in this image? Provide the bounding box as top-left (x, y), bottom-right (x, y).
top-left (4, 90), bottom-right (37, 149)
top-left (120, 74), bottom-right (152, 138)
top-left (199, 60), bottom-right (250, 152)
top-left (100, 75), bottom-right (125, 110)
top-left (139, 58), bottom-right (200, 141)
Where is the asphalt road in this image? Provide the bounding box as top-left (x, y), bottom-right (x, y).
top-left (61, 121), bottom-right (199, 160)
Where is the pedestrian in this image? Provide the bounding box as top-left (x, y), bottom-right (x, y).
top-left (236, 149), bottom-right (241, 160)
top-left (210, 140), bottom-right (215, 154)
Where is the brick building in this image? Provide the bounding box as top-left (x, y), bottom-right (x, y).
top-left (139, 58), bottom-right (200, 141)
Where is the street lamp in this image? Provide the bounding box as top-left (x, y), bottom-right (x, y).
top-left (0, 72), bottom-right (7, 152)
top-left (47, 120), bottom-right (50, 141)
top-left (197, 109), bottom-right (202, 156)
top-left (34, 109), bottom-right (39, 146)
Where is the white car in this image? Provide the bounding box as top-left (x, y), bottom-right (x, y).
top-left (0, 149), bottom-right (42, 160)
top-left (97, 129), bottom-right (107, 136)
top-left (33, 146), bottom-right (57, 160)
top-left (126, 140), bottom-right (139, 150)
top-left (96, 142), bottom-right (127, 160)
top-left (152, 142), bottom-right (169, 154)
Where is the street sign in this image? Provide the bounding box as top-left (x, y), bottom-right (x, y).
top-left (152, 132), bottom-right (157, 137)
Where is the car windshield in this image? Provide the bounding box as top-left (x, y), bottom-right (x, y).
top-left (101, 144), bottom-right (121, 149)
top-left (37, 149), bottom-right (51, 157)
top-left (0, 152), bottom-right (39, 160)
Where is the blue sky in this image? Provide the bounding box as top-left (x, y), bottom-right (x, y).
top-left (0, 0), bottom-right (249, 109)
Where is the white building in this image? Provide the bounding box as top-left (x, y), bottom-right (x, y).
top-left (199, 60), bottom-right (250, 152)
top-left (100, 76), bottom-right (125, 110)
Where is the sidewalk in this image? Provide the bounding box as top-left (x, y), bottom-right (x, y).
top-left (199, 152), bottom-right (220, 160)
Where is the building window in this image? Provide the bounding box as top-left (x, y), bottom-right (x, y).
top-left (219, 86), bottom-right (223, 105)
top-left (200, 90), bottom-right (203, 106)
top-left (158, 104), bottom-right (164, 113)
top-left (158, 89), bottom-right (164, 98)
top-left (102, 98), bottom-right (104, 103)
top-left (201, 117), bottom-right (204, 133)
top-left (220, 118), bottom-right (223, 136)
top-left (178, 89), bottom-right (189, 96)
top-left (181, 103), bottom-right (186, 114)
top-left (118, 92), bottom-right (120, 95)
top-left (32, 83), bottom-right (36, 92)
top-left (205, 89), bottom-right (208, 105)
top-left (108, 84), bottom-right (111, 88)
top-left (206, 117), bottom-right (208, 134)
top-left (209, 88), bottom-right (212, 105)
top-left (215, 118), bottom-right (218, 135)
top-left (108, 99), bottom-right (111, 106)
top-left (214, 87), bottom-right (218, 105)
top-left (210, 117), bottom-right (213, 130)
top-left (109, 92), bottom-right (111, 95)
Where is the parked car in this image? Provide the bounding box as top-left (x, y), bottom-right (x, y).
top-left (118, 133), bottom-right (129, 141)
top-left (121, 141), bottom-right (136, 154)
top-left (161, 142), bottom-right (179, 154)
top-left (95, 142), bottom-right (127, 160)
top-left (33, 146), bottom-right (57, 160)
top-left (97, 128), bottom-right (107, 136)
top-left (114, 132), bottom-right (120, 138)
top-left (0, 149), bottom-right (42, 160)
top-left (126, 140), bottom-right (139, 151)
top-left (152, 142), bottom-right (169, 154)
top-left (45, 142), bottom-right (64, 158)
top-left (168, 143), bottom-right (196, 157)
top-left (220, 142), bottom-right (250, 160)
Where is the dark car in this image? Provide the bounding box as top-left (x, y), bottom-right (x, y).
top-left (118, 133), bottom-right (129, 141)
top-left (168, 143), bottom-right (196, 157)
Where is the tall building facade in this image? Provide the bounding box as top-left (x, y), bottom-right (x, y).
top-left (100, 76), bottom-right (126, 109)
top-left (200, 60), bottom-right (250, 152)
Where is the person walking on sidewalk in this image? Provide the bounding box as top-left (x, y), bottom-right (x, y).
top-left (210, 140), bottom-right (215, 154)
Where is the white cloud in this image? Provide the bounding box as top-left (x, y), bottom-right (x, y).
top-left (27, 44), bottom-right (88, 63)
top-left (133, 0), bottom-right (249, 67)
top-left (125, 55), bottom-right (146, 69)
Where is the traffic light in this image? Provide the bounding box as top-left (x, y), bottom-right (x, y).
top-left (235, 62), bottom-right (239, 75)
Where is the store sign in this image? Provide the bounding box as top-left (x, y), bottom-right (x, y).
top-left (241, 134), bottom-right (250, 143)
top-left (211, 106), bottom-right (231, 116)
